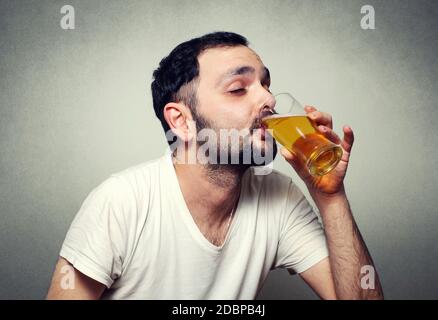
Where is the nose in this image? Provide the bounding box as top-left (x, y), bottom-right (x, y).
top-left (258, 90), bottom-right (276, 116)
top-left (265, 93), bottom-right (276, 110)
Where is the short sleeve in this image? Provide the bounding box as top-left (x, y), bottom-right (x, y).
top-left (274, 181), bottom-right (329, 274)
top-left (60, 176), bottom-right (132, 288)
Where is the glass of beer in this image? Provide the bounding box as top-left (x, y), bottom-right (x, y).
top-left (261, 93), bottom-right (343, 176)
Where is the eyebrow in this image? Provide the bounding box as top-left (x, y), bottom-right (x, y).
top-left (216, 65), bottom-right (271, 87)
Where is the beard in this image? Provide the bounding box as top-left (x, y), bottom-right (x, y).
top-left (191, 108), bottom-right (278, 169)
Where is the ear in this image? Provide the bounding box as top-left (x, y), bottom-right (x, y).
top-left (163, 102), bottom-right (196, 142)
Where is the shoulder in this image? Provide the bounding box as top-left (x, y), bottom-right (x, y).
top-left (83, 156), bottom-right (165, 213)
top-left (106, 156), bottom-right (164, 196)
top-left (111, 157), bottom-right (163, 184)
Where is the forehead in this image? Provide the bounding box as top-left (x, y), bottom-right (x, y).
top-left (197, 45), bottom-right (265, 82)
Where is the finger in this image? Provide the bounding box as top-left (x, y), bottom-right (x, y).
top-left (304, 105), bottom-right (317, 113)
top-left (280, 146), bottom-right (295, 161)
top-left (280, 147), bottom-right (312, 180)
top-left (341, 125), bottom-right (354, 153)
top-left (307, 111), bottom-right (333, 129)
top-left (317, 125), bottom-right (342, 145)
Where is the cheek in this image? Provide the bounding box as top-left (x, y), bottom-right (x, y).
top-left (227, 104), bottom-right (256, 128)
top-left (199, 92), bottom-right (255, 129)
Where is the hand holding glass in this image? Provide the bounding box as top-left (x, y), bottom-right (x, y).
top-left (261, 93), bottom-right (343, 176)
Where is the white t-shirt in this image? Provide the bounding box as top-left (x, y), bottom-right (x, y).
top-left (60, 153), bottom-right (328, 299)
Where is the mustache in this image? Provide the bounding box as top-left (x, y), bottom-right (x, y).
top-left (250, 109), bottom-right (274, 131)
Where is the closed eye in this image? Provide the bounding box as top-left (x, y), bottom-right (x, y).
top-left (229, 88), bottom-right (246, 95)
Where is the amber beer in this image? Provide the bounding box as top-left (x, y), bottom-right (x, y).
top-left (262, 114), bottom-right (342, 176)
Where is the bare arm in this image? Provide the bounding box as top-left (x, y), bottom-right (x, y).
top-left (299, 257), bottom-right (337, 300)
top-left (46, 257), bottom-right (106, 300)
top-left (298, 190), bottom-right (384, 300)
top-left (281, 106), bottom-right (384, 300)
top-left (309, 188), bottom-right (384, 299)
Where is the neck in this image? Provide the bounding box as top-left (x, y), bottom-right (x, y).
top-left (172, 154), bottom-right (246, 228)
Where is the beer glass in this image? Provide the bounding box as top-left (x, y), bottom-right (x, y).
top-left (261, 93), bottom-right (343, 176)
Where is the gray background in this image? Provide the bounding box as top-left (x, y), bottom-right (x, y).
top-left (1, 0), bottom-right (437, 299)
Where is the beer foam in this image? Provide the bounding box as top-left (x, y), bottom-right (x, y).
top-left (262, 113), bottom-right (304, 120)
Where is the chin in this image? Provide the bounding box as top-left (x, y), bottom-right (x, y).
top-left (249, 138), bottom-right (278, 166)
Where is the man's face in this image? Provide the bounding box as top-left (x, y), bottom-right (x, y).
top-left (192, 45), bottom-right (277, 165)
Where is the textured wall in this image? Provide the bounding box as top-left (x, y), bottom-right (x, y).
top-left (0, 0), bottom-right (437, 299)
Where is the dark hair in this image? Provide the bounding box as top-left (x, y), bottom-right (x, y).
top-left (151, 32), bottom-right (248, 137)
